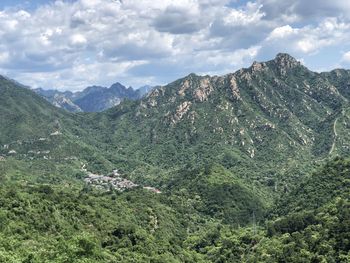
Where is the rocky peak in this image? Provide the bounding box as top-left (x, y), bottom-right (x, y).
top-left (110, 82), bottom-right (126, 91)
top-left (274, 53), bottom-right (300, 68)
top-left (251, 61), bottom-right (266, 73)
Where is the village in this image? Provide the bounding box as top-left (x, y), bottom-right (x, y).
top-left (83, 168), bottom-right (162, 194)
top-left (1, 136), bottom-right (162, 194)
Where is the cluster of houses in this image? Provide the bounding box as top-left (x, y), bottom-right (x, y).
top-left (84, 171), bottom-right (139, 191)
top-left (83, 169), bottom-right (161, 193)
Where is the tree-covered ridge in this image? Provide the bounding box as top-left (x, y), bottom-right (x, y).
top-left (274, 157), bottom-right (350, 215)
top-left (0, 157), bottom-right (348, 262)
top-left (91, 54), bottom-right (350, 175)
top-left (0, 53), bottom-right (349, 262)
top-left (0, 76), bottom-right (67, 145)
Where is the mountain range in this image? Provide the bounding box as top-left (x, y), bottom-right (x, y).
top-left (0, 53), bottom-right (349, 262)
top-left (2, 53), bottom-right (350, 199)
top-left (33, 83), bottom-right (154, 112)
top-left (89, 53), bottom-right (350, 183)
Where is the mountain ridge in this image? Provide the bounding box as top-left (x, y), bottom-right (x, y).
top-left (1, 53), bottom-right (350, 186)
top-left (0, 53), bottom-right (349, 262)
top-left (86, 53), bottom-right (350, 188)
top-left (33, 82), bottom-right (155, 112)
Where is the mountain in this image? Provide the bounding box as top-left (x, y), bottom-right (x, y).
top-left (33, 88), bottom-right (82, 112)
top-left (88, 53), bottom-right (349, 189)
top-left (3, 52), bottom-right (350, 198)
top-left (0, 76), bottom-right (121, 172)
top-left (0, 53), bottom-right (349, 262)
top-left (34, 82), bottom-right (149, 112)
top-left (73, 83), bottom-right (140, 112)
top-left (0, 76), bottom-right (68, 144)
top-left (186, 157), bottom-right (350, 262)
top-left (137, 85), bottom-right (155, 97)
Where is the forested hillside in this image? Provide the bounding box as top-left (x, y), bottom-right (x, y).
top-left (0, 54), bottom-right (349, 262)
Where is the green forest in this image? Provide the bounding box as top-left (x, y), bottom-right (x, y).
top-left (0, 54), bottom-right (349, 262)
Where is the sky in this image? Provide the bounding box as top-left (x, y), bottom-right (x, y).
top-left (0, 0), bottom-right (350, 91)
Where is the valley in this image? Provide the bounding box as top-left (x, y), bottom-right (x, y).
top-left (0, 54), bottom-right (349, 262)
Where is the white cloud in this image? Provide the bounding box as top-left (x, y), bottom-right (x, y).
top-left (0, 0), bottom-right (349, 90)
top-left (259, 0), bottom-right (350, 23)
top-left (0, 52), bottom-right (9, 64)
top-left (267, 25), bottom-right (296, 40)
top-left (296, 39), bottom-right (315, 53)
top-left (70, 34), bottom-right (87, 47)
top-left (263, 17), bottom-right (350, 56)
top-left (342, 51), bottom-right (350, 63)
top-left (223, 2), bottom-right (265, 26)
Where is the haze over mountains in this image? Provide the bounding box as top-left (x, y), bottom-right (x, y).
top-left (33, 83), bottom-right (154, 112)
top-left (0, 53), bottom-right (349, 261)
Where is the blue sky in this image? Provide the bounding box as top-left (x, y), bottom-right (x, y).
top-left (0, 0), bottom-right (350, 91)
top-left (0, 0), bottom-right (54, 10)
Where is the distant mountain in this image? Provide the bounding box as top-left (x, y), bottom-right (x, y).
top-left (137, 85), bottom-right (154, 97)
top-left (73, 83), bottom-right (139, 112)
top-left (34, 82), bottom-right (155, 112)
top-left (33, 88), bottom-right (82, 112)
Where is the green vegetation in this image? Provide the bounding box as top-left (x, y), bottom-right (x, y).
top-left (0, 157), bottom-right (348, 262)
top-left (0, 54), bottom-right (349, 262)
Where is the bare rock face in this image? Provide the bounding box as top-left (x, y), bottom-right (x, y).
top-left (178, 80), bottom-right (190, 97)
top-left (230, 76), bottom-right (241, 100)
top-left (193, 78), bottom-right (213, 102)
top-left (52, 94), bottom-right (82, 112)
top-left (147, 87), bottom-right (165, 107)
top-left (251, 61), bottom-right (265, 72)
top-left (274, 53), bottom-right (301, 75)
top-left (171, 101), bottom-right (192, 124)
top-left (147, 87), bottom-right (160, 98)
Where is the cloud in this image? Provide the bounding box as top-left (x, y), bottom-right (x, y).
top-left (70, 34), bottom-right (87, 47)
top-left (342, 51), bottom-right (350, 63)
top-left (0, 52), bottom-right (9, 64)
top-left (259, 0), bottom-right (350, 23)
top-left (0, 0), bottom-right (349, 90)
top-left (262, 18), bottom-right (350, 56)
top-left (267, 25), bottom-right (296, 40)
top-left (152, 2), bottom-right (206, 34)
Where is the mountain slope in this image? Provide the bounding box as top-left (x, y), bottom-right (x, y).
top-left (274, 156), bottom-right (350, 215)
top-left (186, 158), bottom-right (350, 262)
top-left (34, 82), bottom-right (150, 112)
top-left (0, 76), bottom-right (69, 145)
top-left (33, 88), bottom-right (82, 112)
top-left (0, 54), bottom-right (349, 262)
top-left (0, 76), bottom-right (122, 173)
top-left (89, 54), bottom-right (349, 188)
